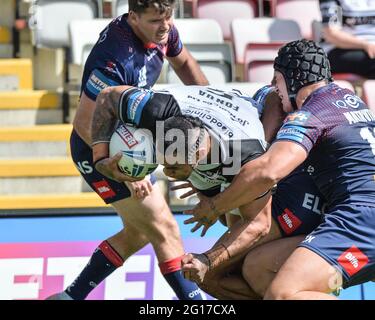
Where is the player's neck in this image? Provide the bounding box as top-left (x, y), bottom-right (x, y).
top-left (296, 81), bottom-right (327, 108)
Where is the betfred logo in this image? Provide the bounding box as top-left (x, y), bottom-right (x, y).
top-left (93, 181), bottom-right (116, 200)
top-left (277, 208), bottom-right (302, 235)
top-left (338, 245), bottom-right (369, 276)
top-left (117, 126), bottom-right (138, 148)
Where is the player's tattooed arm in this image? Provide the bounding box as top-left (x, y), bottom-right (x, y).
top-left (91, 91), bottom-right (118, 146)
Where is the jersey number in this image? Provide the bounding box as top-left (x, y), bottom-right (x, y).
top-left (360, 127), bottom-right (375, 156)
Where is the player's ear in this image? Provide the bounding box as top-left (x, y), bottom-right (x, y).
top-left (196, 146), bottom-right (207, 163)
top-left (128, 11), bottom-right (139, 24)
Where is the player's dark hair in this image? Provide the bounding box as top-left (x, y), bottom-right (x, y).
top-left (129, 0), bottom-right (176, 14)
top-left (162, 115), bottom-right (205, 164)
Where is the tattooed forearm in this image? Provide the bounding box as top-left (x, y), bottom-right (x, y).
top-left (91, 93), bottom-right (118, 146)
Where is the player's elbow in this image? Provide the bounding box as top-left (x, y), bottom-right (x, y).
top-left (96, 87), bottom-right (118, 114)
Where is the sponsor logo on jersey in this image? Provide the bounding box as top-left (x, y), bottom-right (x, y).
top-left (86, 69), bottom-right (120, 97)
top-left (146, 50), bottom-right (158, 61)
top-left (302, 235), bottom-right (315, 244)
top-left (276, 126), bottom-right (306, 144)
top-left (332, 94), bottom-right (362, 109)
top-left (188, 288), bottom-right (202, 299)
top-left (116, 126), bottom-right (138, 148)
top-left (138, 65), bottom-right (147, 87)
top-left (105, 61), bottom-right (117, 74)
top-left (307, 165), bottom-right (315, 175)
top-left (284, 111), bottom-right (311, 125)
top-left (88, 73), bottom-right (108, 91)
top-left (343, 109), bottom-right (375, 124)
top-left (338, 245), bottom-right (369, 276)
top-left (183, 109), bottom-right (234, 138)
top-left (277, 208), bottom-right (302, 235)
top-left (93, 181), bottom-right (116, 200)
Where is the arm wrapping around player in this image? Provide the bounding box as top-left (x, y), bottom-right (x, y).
top-left (182, 195), bottom-right (273, 283)
top-left (212, 141), bottom-right (308, 215)
top-left (204, 194), bottom-right (272, 269)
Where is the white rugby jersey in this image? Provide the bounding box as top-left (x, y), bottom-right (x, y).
top-left (320, 0), bottom-right (375, 52)
top-left (163, 86), bottom-right (267, 191)
top-left (164, 86), bottom-right (264, 139)
top-left (119, 85), bottom-right (267, 192)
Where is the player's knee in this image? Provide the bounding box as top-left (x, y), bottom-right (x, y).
top-left (242, 253), bottom-right (256, 284)
top-left (161, 215), bottom-right (180, 237)
top-left (146, 210), bottom-right (181, 242)
top-left (263, 282), bottom-right (295, 300)
top-left (153, 206), bottom-right (179, 230)
top-left (200, 276), bottom-right (215, 289)
top-left (199, 275), bottom-right (222, 298)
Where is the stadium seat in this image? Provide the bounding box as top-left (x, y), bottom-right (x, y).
top-left (112, 0), bottom-right (129, 16)
top-left (333, 73), bottom-right (365, 83)
top-left (166, 43), bottom-right (235, 83)
top-left (165, 19), bottom-right (235, 84)
top-left (174, 18), bottom-right (223, 43)
top-left (69, 19), bottom-right (112, 67)
top-left (30, 0), bottom-right (100, 49)
top-left (362, 80), bottom-right (375, 112)
top-left (243, 42), bottom-right (284, 82)
top-left (231, 18), bottom-right (302, 65)
top-left (29, 0), bottom-right (101, 122)
top-left (268, 0), bottom-right (321, 40)
top-left (190, 0), bottom-right (258, 40)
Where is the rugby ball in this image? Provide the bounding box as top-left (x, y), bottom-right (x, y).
top-left (109, 124), bottom-right (158, 178)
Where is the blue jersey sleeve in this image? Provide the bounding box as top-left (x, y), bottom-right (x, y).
top-left (166, 24), bottom-right (183, 57)
top-left (83, 67), bottom-right (123, 101)
top-left (275, 110), bottom-right (325, 153)
top-left (82, 19), bottom-right (135, 100)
